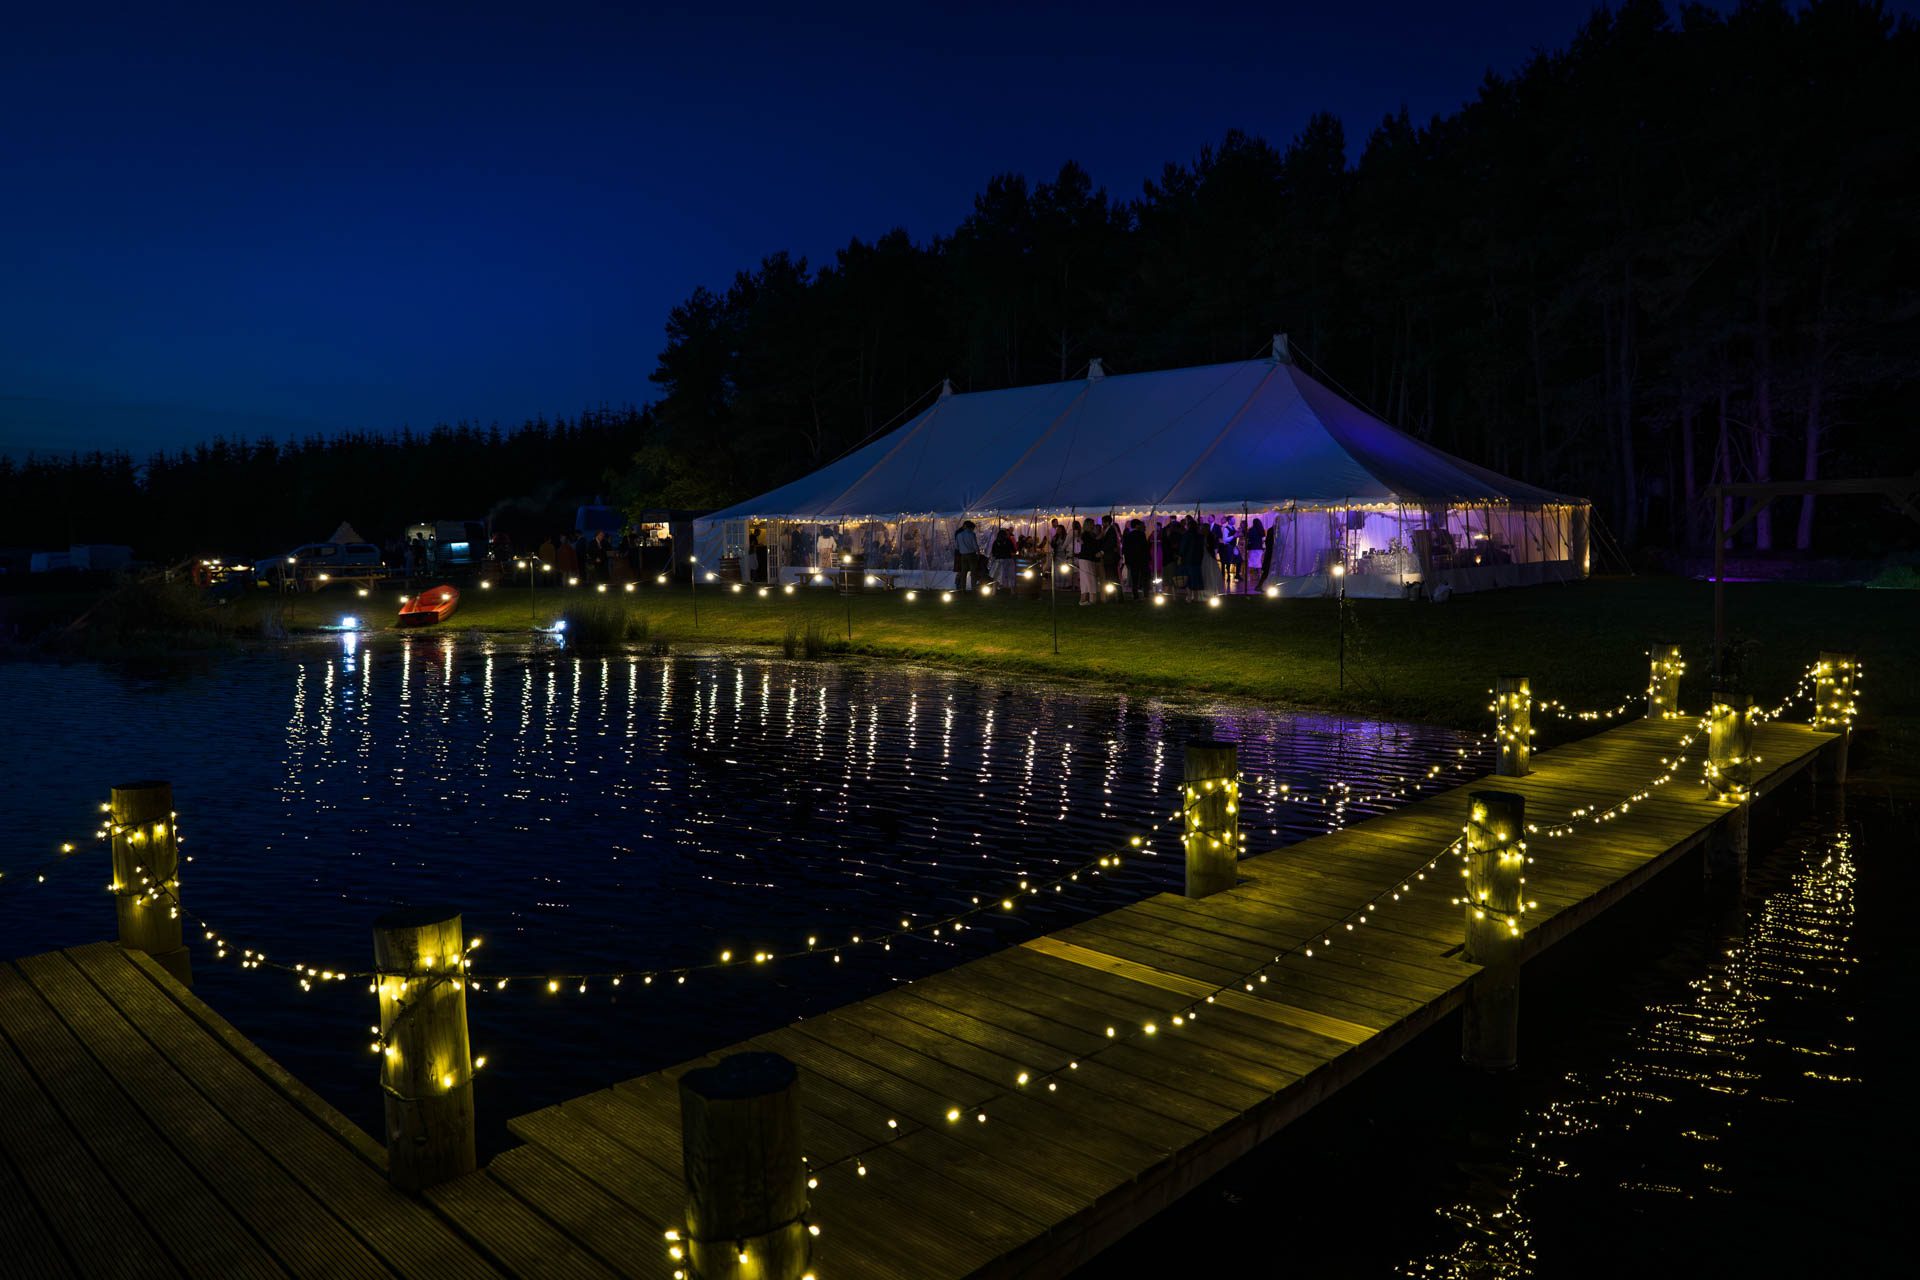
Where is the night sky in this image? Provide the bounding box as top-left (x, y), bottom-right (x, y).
top-left (0, 0), bottom-right (1835, 457)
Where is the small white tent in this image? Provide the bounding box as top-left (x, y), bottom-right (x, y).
top-left (696, 342), bottom-right (1588, 597)
top-left (328, 521), bottom-right (368, 546)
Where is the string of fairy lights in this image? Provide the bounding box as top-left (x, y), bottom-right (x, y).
top-left (655, 831), bottom-right (1477, 1280)
top-left (6, 653), bottom-right (1858, 1278)
top-left (657, 659), bottom-right (1857, 1274)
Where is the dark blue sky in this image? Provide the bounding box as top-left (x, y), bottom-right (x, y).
top-left (0, 0), bottom-right (1793, 456)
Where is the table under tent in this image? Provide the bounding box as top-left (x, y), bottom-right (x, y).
top-left (694, 340), bottom-right (1588, 599)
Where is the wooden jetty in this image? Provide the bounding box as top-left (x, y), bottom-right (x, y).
top-left (1, 708), bottom-right (1843, 1278)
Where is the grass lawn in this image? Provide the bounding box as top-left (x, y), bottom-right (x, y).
top-left (261, 574), bottom-right (1917, 748)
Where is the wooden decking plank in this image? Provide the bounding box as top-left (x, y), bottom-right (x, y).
top-left (20, 950), bottom-right (389, 1280)
top-left (424, 1171), bottom-right (621, 1279)
top-left (974, 944), bottom-right (1336, 1072)
top-left (750, 1023), bottom-right (1184, 1191)
top-left (1129, 890), bottom-right (1472, 994)
top-left (0, 960), bottom-right (284, 1280)
top-left (616, 1067), bottom-right (877, 1169)
top-left (0, 1138), bottom-right (76, 1280)
top-left (767, 1018), bottom-right (1187, 1181)
top-left (1024, 933), bottom-right (1388, 1050)
top-left (869, 985), bottom-right (1207, 1155)
top-left (866, 985), bottom-right (1207, 1152)
top-left (972, 949), bottom-right (1342, 1098)
top-left (483, 1146), bottom-right (678, 1280)
top-left (111, 948), bottom-right (388, 1170)
top-left (807, 1133), bottom-right (1049, 1275)
top-left (506, 1105), bottom-right (684, 1227)
top-left (64, 942), bottom-right (498, 1280)
top-left (917, 956), bottom-right (1295, 1118)
top-left (812, 1003), bottom-right (1162, 1219)
top-left (1033, 917), bottom-right (1441, 1038)
top-left (0, 991), bottom-right (167, 1280)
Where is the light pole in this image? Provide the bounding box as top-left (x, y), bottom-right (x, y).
top-left (842, 553), bottom-right (854, 641)
top-left (1049, 543), bottom-right (1059, 656)
top-left (689, 555), bottom-right (699, 628)
top-left (517, 558), bottom-right (539, 629)
top-left (1332, 562), bottom-right (1347, 692)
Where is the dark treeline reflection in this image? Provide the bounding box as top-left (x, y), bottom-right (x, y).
top-left (5, 2), bottom-right (1915, 560)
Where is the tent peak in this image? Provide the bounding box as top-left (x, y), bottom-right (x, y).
top-left (1088, 357), bottom-right (1105, 380)
top-left (1272, 333), bottom-right (1291, 363)
top-left (939, 378), bottom-right (955, 399)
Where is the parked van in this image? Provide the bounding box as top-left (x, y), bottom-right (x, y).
top-left (402, 520), bottom-right (489, 570)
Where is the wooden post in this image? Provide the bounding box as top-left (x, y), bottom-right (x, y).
top-left (1704, 691), bottom-right (1755, 879)
top-left (1182, 741), bottom-right (1240, 898)
top-left (109, 781), bottom-right (190, 986)
top-left (678, 1052), bottom-right (810, 1280)
top-left (373, 907), bottom-right (476, 1192)
top-left (1814, 651), bottom-right (1857, 784)
top-left (1494, 675), bottom-right (1531, 777)
top-left (1647, 642), bottom-right (1684, 719)
top-left (1705, 691), bottom-right (1756, 803)
top-left (1461, 789), bottom-right (1525, 1071)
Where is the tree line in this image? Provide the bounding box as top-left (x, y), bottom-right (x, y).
top-left (0, 413), bottom-right (643, 561)
top-left (634, 0), bottom-right (1919, 556)
top-left (4, 1), bottom-right (1916, 564)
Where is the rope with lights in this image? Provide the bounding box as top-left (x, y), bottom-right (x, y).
top-left (704, 831), bottom-right (1473, 1229)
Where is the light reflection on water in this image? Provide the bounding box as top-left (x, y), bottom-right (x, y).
top-left (1401, 818), bottom-right (1861, 1277)
top-left (3, 638), bottom-right (1478, 1149)
top-left (1079, 797), bottom-right (1887, 1277)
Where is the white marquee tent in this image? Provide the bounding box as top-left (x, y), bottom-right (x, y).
top-left (695, 342), bottom-right (1588, 597)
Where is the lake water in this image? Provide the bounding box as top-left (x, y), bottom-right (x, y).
top-left (4, 640), bottom-right (1891, 1274)
top-left (1082, 792), bottom-right (1904, 1276)
top-left (1, 637), bottom-right (1476, 1155)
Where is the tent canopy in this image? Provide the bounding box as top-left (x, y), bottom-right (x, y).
top-left (702, 352), bottom-right (1580, 525)
top-left (328, 521), bottom-right (367, 545)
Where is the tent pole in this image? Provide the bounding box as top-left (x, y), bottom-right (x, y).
top-left (1049, 539), bottom-right (1059, 655)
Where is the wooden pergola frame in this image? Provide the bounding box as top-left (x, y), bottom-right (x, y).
top-left (1707, 475), bottom-right (1920, 678)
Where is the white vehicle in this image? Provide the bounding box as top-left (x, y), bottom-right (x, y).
top-left (253, 542), bottom-right (383, 587)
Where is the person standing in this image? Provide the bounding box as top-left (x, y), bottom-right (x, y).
top-left (1099, 516), bottom-right (1121, 598)
top-left (1122, 519), bottom-right (1149, 599)
top-left (590, 530), bottom-right (612, 582)
top-left (1074, 519), bottom-right (1099, 604)
top-left (1203, 521), bottom-right (1225, 596)
top-left (990, 525), bottom-right (1015, 591)
top-left (749, 527), bottom-right (769, 583)
top-left (1247, 517), bottom-right (1266, 591)
top-left (1259, 518), bottom-right (1279, 589)
top-left (953, 520), bottom-right (979, 590)
top-left (1182, 517), bottom-right (1204, 601)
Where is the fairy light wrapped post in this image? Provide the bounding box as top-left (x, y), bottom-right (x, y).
top-left (1814, 652), bottom-right (1857, 784)
top-left (1182, 741), bottom-right (1240, 898)
top-left (677, 1052), bottom-right (810, 1280)
top-left (372, 907), bottom-right (476, 1191)
top-left (109, 781), bottom-right (191, 985)
top-left (1704, 691), bottom-right (1756, 877)
top-left (1461, 790), bottom-right (1526, 1070)
top-left (1494, 675), bottom-right (1531, 777)
top-left (1647, 642), bottom-right (1684, 719)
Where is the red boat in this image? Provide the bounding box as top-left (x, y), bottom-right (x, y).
top-left (398, 584), bottom-right (460, 627)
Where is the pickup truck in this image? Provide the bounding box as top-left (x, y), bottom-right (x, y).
top-left (253, 542), bottom-right (384, 587)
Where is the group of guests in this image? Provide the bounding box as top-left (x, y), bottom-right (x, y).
top-left (949, 515), bottom-right (1280, 601)
top-left (536, 530), bottom-right (677, 582)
